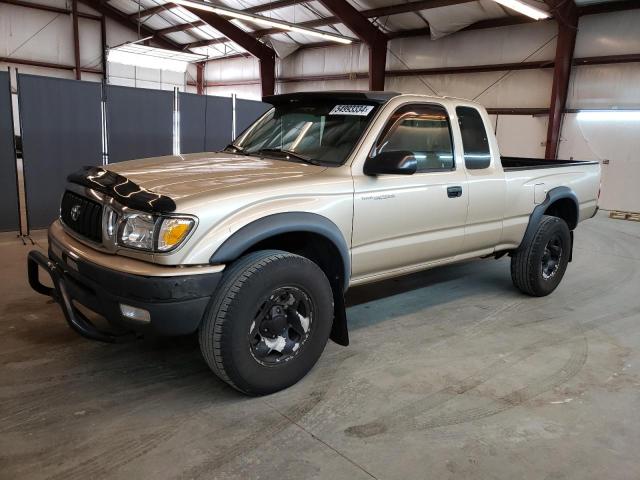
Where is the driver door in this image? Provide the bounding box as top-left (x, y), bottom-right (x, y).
top-left (351, 103), bottom-right (469, 280)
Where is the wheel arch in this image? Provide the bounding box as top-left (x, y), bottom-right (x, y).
top-left (209, 213), bottom-right (351, 346)
top-left (518, 186), bottom-right (579, 250)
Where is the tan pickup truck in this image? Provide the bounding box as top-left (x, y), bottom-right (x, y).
top-left (28, 91), bottom-right (601, 395)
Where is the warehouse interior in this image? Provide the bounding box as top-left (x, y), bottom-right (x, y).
top-left (1, 0), bottom-right (640, 478)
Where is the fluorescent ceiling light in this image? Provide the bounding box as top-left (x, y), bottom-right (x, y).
top-left (174, 0), bottom-right (354, 45)
top-left (492, 0), bottom-right (551, 20)
top-left (577, 110), bottom-right (640, 122)
top-left (107, 42), bottom-right (207, 72)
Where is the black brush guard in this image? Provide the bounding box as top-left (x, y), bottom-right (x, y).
top-left (27, 250), bottom-right (136, 343)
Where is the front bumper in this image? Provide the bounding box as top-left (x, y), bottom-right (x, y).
top-left (27, 228), bottom-right (223, 342)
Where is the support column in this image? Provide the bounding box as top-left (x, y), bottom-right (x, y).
top-left (71, 0), bottom-right (81, 80)
top-left (100, 14), bottom-right (107, 81)
top-left (196, 62), bottom-right (205, 95)
top-left (259, 55), bottom-right (276, 97)
top-left (369, 39), bottom-right (387, 91)
top-left (545, 0), bottom-right (578, 159)
top-left (317, 0), bottom-right (388, 91)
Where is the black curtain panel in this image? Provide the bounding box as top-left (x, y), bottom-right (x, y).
top-left (18, 74), bottom-right (102, 229)
top-left (179, 92), bottom-right (206, 154)
top-left (204, 95), bottom-right (233, 152)
top-left (106, 85), bottom-right (173, 163)
top-left (235, 98), bottom-right (271, 137)
top-left (0, 71), bottom-right (19, 232)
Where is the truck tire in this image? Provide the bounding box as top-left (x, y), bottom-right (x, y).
top-left (199, 250), bottom-right (334, 395)
top-left (511, 215), bottom-right (571, 297)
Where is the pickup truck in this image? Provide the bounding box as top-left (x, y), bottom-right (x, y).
top-left (28, 91), bottom-right (601, 395)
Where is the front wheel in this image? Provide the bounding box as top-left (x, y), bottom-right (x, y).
top-left (511, 215), bottom-right (571, 297)
top-left (199, 250), bottom-right (334, 395)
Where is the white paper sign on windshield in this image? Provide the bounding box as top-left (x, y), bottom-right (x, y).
top-left (329, 105), bottom-right (375, 116)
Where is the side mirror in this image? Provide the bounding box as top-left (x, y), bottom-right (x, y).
top-left (363, 151), bottom-right (417, 176)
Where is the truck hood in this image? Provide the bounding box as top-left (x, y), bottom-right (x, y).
top-left (104, 152), bottom-right (326, 200)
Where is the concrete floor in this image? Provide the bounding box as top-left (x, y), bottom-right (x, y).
top-left (1, 212), bottom-right (639, 480)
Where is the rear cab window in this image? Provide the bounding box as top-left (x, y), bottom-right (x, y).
top-left (456, 106), bottom-right (491, 169)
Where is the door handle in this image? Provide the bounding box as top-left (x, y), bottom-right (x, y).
top-left (447, 186), bottom-right (462, 198)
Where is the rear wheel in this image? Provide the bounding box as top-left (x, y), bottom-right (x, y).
top-left (511, 215), bottom-right (571, 297)
top-left (199, 250), bottom-right (334, 395)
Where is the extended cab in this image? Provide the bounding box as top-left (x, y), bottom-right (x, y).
top-left (28, 91), bottom-right (601, 395)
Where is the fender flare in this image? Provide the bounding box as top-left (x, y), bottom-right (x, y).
top-left (518, 186), bottom-right (579, 250)
top-left (209, 212), bottom-right (351, 290)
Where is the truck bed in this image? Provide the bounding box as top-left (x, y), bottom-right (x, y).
top-left (501, 157), bottom-right (599, 171)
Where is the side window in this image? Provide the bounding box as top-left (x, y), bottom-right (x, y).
top-left (374, 104), bottom-right (454, 172)
top-left (456, 106), bottom-right (491, 169)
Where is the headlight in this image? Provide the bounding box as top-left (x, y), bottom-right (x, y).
top-left (120, 213), bottom-right (155, 250)
top-left (118, 212), bottom-right (195, 252)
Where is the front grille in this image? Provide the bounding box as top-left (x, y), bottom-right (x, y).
top-left (60, 191), bottom-right (103, 243)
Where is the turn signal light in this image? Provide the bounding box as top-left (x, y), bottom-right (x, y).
top-left (158, 218), bottom-right (194, 251)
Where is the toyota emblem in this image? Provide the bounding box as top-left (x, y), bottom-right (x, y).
top-left (70, 204), bottom-right (82, 221)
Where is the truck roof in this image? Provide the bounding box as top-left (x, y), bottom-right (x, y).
top-left (263, 91), bottom-right (401, 105)
top-left (263, 91), bottom-right (484, 109)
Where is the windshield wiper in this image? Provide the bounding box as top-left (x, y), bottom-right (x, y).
top-left (223, 143), bottom-right (244, 153)
top-left (254, 148), bottom-right (323, 166)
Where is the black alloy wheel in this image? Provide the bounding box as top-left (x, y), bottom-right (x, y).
top-left (541, 234), bottom-right (563, 280)
top-left (249, 286), bottom-right (314, 366)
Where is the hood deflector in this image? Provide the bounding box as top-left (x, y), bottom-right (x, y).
top-left (67, 166), bottom-right (177, 214)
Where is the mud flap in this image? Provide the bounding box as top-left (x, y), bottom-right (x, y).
top-left (569, 230), bottom-right (574, 262)
top-left (330, 289), bottom-right (349, 346)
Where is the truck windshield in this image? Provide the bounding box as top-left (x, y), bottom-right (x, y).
top-left (229, 102), bottom-right (379, 166)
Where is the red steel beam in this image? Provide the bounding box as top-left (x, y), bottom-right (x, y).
top-left (184, 37), bottom-right (228, 49)
top-left (578, 0), bottom-right (640, 16)
top-left (190, 49), bottom-right (639, 91)
top-left (156, 20), bottom-right (206, 35)
top-left (196, 9), bottom-right (541, 53)
top-left (544, 0), bottom-right (578, 159)
top-left (244, 0), bottom-right (302, 14)
top-left (254, 0), bottom-right (474, 37)
top-left (0, 56), bottom-right (102, 74)
top-left (182, 5), bottom-right (276, 96)
top-left (387, 59), bottom-right (553, 76)
top-left (128, 3), bottom-right (177, 19)
top-left (487, 108), bottom-right (550, 115)
top-left (574, 53), bottom-right (640, 66)
top-left (0, 0), bottom-right (101, 19)
top-left (188, 0), bottom-right (475, 50)
top-left (71, 0), bottom-right (81, 80)
top-left (317, 0), bottom-right (388, 90)
top-left (357, 0), bottom-right (472, 18)
top-left (79, 0), bottom-right (183, 50)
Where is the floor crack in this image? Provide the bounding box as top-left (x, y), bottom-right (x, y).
top-left (263, 400), bottom-right (378, 479)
